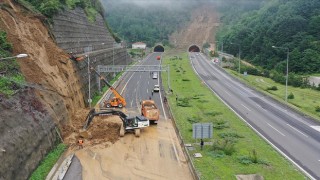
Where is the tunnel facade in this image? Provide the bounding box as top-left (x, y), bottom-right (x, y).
top-left (154, 45), bottom-right (165, 52)
top-left (188, 45), bottom-right (200, 52)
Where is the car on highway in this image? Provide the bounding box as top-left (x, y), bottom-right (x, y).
top-left (152, 72), bottom-right (158, 79)
top-left (153, 85), bottom-right (160, 92)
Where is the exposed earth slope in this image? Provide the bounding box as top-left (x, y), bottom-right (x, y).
top-left (169, 4), bottom-right (219, 50)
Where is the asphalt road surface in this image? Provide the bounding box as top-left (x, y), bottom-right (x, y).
top-left (68, 53), bottom-right (193, 180)
top-left (190, 52), bottom-right (320, 179)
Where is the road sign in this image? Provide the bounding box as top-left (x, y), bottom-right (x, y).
top-left (192, 123), bottom-right (213, 139)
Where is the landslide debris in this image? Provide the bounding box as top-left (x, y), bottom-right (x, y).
top-left (62, 109), bottom-right (122, 149)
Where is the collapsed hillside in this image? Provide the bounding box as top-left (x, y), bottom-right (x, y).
top-left (169, 4), bottom-right (220, 50)
top-left (0, 0), bottom-right (127, 179)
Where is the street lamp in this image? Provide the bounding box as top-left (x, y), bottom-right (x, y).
top-left (272, 45), bottom-right (289, 102)
top-left (230, 42), bottom-right (241, 74)
top-left (112, 42), bottom-right (116, 77)
top-left (0, 53), bottom-right (28, 60)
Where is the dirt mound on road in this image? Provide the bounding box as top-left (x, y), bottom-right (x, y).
top-left (63, 110), bottom-right (122, 148)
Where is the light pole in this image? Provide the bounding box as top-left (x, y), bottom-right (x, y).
top-left (272, 45), bottom-right (289, 102)
top-left (112, 42), bottom-right (116, 77)
top-left (230, 42), bottom-right (241, 74)
top-left (0, 53), bottom-right (28, 60)
top-left (84, 46), bottom-right (92, 108)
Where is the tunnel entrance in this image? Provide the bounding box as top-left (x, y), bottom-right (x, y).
top-left (154, 45), bottom-right (164, 52)
top-left (188, 45), bottom-right (200, 52)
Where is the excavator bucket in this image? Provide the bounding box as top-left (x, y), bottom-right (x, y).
top-left (79, 129), bottom-right (92, 139)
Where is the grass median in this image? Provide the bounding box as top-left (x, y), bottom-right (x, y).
top-left (161, 52), bottom-right (305, 179)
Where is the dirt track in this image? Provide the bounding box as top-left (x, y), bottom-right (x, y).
top-left (73, 118), bottom-right (193, 180)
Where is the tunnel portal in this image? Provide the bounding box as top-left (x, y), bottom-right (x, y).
top-left (188, 45), bottom-right (200, 52)
top-left (154, 45), bottom-right (164, 52)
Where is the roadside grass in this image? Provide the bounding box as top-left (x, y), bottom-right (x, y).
top-left (226, 69), bottom-right (320, 120)
top-left (30, 143), bottom-right (66, 180)
top-left (161, 52), bottom-right (305, 179)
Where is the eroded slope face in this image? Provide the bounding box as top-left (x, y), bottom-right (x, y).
top-left (0, 0), bottom-right (85, 179)
top-left (170, 4), bottom-right (220, 50)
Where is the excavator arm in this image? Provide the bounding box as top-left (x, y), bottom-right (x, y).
top-left (83, 109), bottom-right (128, 130)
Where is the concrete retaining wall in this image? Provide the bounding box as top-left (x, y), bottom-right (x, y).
top-left (51, 7), bottom-right (132, 105)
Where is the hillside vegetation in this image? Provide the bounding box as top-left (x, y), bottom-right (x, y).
top-left (102, 0), bottom-right (193, 47)
top-left (217, 0), bottom-right (320, 75)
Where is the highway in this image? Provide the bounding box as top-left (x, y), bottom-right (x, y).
top-left (190, 52), bottom-right (320, 179)
top-left (70, 53), bottom-right (194, 180)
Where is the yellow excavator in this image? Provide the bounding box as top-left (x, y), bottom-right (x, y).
top-left (90, 67), bottom-right (127, 108)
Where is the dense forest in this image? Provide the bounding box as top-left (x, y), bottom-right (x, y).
top-left (102, 0), bottom-right (193, 47)
top-left (217, 0), bottom-right (320, 75)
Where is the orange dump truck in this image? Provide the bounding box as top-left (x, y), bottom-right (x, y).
top-left (141, 100), bottom-right (160, 124)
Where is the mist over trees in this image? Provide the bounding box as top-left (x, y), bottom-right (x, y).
top-left (102, 0), bottom-right (193, 46)
top-left (217, 0), bottom-right (320, 75)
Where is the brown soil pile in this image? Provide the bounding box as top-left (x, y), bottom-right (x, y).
top-left (63, 109), bottom-right (122, 149)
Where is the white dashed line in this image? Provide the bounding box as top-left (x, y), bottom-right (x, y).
top-left (286, 124), bottom-right (308, 138)
top-left (241, 104), bottom-right (251, 111)
top-left (267, 123), bottom-right (285, 136)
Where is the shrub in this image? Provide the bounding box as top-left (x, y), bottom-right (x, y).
top-left (238, 149), bottom-right (269, 165)
top-left (267, 86), bottom-right (278, 91)
top-left (315, 106), bottom-right (320, 112)
top-left (287, 92), bottom-right (294, 99)
top-left (211, 138), bottom-right (236, 156)
top-left (218, 132), bottom-right (243, 139)
top-left (177, 97), bottom-right (192, 107)
top-left (213, 120), bottom-right (229, 129)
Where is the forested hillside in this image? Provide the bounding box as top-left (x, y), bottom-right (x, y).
top-left (102, 0), bottom-right (193, 46)
top-left (217, 0), bottom-right (320, 75)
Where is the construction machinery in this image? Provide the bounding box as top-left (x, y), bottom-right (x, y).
top-left (68, 52), bottom-right (87, 61)
top-left (82, 109), bottom-right (149, 137)
top-left (141, 100), bottom-right (160, 124)
top-left (90, 67), bottom-right (127, 108)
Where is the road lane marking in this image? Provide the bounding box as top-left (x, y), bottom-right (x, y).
top-left (241, 104), bottom-right (251, 111)
top-left (225, 83), bottom-right (231, 88)
top-left (225, 91), bottom-right (231, 96)
top-left (286, 124), bottom-right (308, 138)
top-left (267, 123), bottom-right (285, 136)
top-left (191, 57), bottom-right (316, 180)
top-left (311, 126), bottom-right (320, 133)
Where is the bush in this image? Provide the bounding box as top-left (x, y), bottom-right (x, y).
top-left (267, 86), bottom-right (278, 91)
top-left (287, 92), bottom-right (294, 99)
top-left (238, 149), bottom-right (269, 165)
top-left (212, 138), bottom-right (236, 156)
top-left (213, 120), bottom-right (229, 129)
top-left (315, 106), bottom-right (320, 112)
top-left (177, 97), bottom-right (192, 107)
top-left (218, 132), bottom-right (243, 139)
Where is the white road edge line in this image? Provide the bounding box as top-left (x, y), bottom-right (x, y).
top-left (189, 56), bottom-right (316, 180)
top-left (286, 124), bottom-right (308, 138)
top-left (241, 104), bottom-right (251, 111)
top-left (267, 123), bottom-right (285, 136)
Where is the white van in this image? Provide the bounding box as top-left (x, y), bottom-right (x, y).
top-left (152, 72), bottom-right (158, 79)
